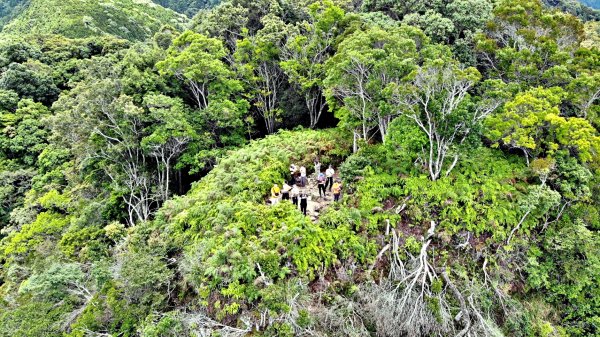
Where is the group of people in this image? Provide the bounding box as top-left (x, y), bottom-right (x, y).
top-left (316, 165), bottom-right (341, 201)
top-left (270, 159), bottom-right (342, 216)
top-left (271, 181), bottom-right (310, 215)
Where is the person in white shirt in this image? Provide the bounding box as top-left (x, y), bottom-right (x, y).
top-left (289, 164), bottom-right (297, 180)
top-left (281, 182), bottom-right (291, 200)
top-left (300, 166), bottom-right (306, 178)
top-left (313, 159), bottom-right (321, 178)
top-left (291, 184), bottom-right (300, 207)
top-left (325, 165), bottom-right (335, 191)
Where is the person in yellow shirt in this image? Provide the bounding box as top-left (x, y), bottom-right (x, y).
top-left (271, 183), bottom-right (280, 198)
top-left (332, 180), bottom-right (342, 202)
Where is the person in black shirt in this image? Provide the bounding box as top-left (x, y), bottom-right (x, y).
top-left (299, 189), bottom-right (308, 216)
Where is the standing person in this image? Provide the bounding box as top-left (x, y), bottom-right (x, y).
top-left (270, 183), bottom-right (280, 205)
top-left (281, 182), bottom-right (291, 201)
top-left (294, 172), bottom-right (301, 186)
top-left (288, 174), bottom-right (296, 187)
top-left (289, 163), bottom-right (297, 176)
top-left (317, 171), bottom-right (326, 198)
top-left (300, 165), bottom-right (307, 178)
top-left (314, 158), bottom-right (321, 178)
top-left (289, 164), bottom-right (298, 185)
top-left (300, 174), bottom-right (308, 188)
top-left (325, 165), bottom-right (335, 191)
top-left (299, 188), bottom-right (308, 216)
top-left (332, 180), bottom-right (342, 202)
top-left (291, 184), bottom-right (300, 207)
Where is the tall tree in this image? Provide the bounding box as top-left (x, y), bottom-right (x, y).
top-left (281, 0), bottom-right (346, 128)
top-left (0, 61), bottom-right (59, 105)
top-left (157, 31), bottom-right (238, 110)
top-left (142, 94), bottom-right (196, 201)
top-left (476, 0), bottom-right (583, 86)
top-left (390, 60), bottom-right (488, 180)
top-left (157, 32), bottom-right (250, 167)
top-left (235, 14), bottom-right (288, 134)
top-left (191, 2), bottom-right (250, 52)
top-left (324, 25), bottom-right (428, 151)
top-left (52, 56), bottom-right (198, 226)
top-left (52, 73), bottom-right (156, 226)
top-left (485, 87), bottom-right (600, 167)
top-left (0, 99), bottom-right (50, 166)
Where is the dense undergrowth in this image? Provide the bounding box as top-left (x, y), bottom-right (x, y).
top-left (0, 129), bottom-right (376, 336)
top-left (152, 129), bottom-right (377, 329)
top-left (0, 0), bottom-right (599, 335)
top-left (10, 123), bottom-right (589, 336)
top-left (337, 118), bottom-right (600, 336)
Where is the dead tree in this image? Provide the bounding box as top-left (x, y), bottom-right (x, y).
top-left (361, 221), bottom-right (504, 337)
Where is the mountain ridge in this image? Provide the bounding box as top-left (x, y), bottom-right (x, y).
top-left (0, 0), bottom-right (188, 41)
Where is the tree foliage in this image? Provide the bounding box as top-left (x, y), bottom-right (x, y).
top-left (1, 0), bottom-right (599, 336)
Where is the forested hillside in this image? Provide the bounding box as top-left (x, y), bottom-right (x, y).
top-left (0, 0), bottom-right (29, 29)
top-left (151, 0), bottom-right (221, 16)
top-left (0, 0), bottom-right (599, 336)
top-left (581, 0), bottom-right (600, 9)
top-left (544, 0), bottom-right (600, 20)
top-left (0, 0), bottom-right (187, 41)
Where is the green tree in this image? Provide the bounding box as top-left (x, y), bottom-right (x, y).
top-left (157, 31), bottom-right (250, 166)
top-left (0, 168), bottom-right (35, 227)
top-left (485, 87), bottom-right (600, 166)
top-left (361, 0), bottom-right (427, 20)
top-left (361, 0), bottom-right (493, 63)
top-left (281, 0), bottom-right (346, 128)
top-left (390, 59), bottom-right (490, 180)
top-left (235, 14), bottom-right (289, 134)
top-left (191, 2), bottom-right (249, 51)
top-left (18, 263), bottom-right (86, 302)
top-left (527, 218), bottom-right (600, 335)
top-left (157, 31), bottom-right (239, 110)
top-left (324, 25), bottom-right (428, 152)
top-left (0, 61), bottom-right (59, 104)
top-left (142, 94), bottom-right (196, 200)
top-left (50, 54), bottom-right (158, 226)
top-left (476, 0), bottom-right (583, 86)
top-left (0, 99), bottom-right (51, 166)
top-left (402, 10), bottom-right (455, 44)
top-left (566, 70), bottom-right (600, 121)
top-left (153, 0), bottom-right (221, 16)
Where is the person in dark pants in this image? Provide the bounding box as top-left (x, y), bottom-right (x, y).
top-left (332, 180), bottom-right (342, 202)
top-left (317, 172), bottom-right (326, 198)
top-left (291, 184), bottom-right (299, 207)
top-left (294, 172), bottom-right (301, 186)
top-left (299, 189), bottom-right (308, 215)
top-left (300, 175), bottom-right (308, 187)
top-left (281, 182), bottom-right (291, 200)
top-left (325, 165), bottom-right (335, 191)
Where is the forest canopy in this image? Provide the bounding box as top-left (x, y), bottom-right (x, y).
top-left (0, 0), bottom-right (599, 336)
